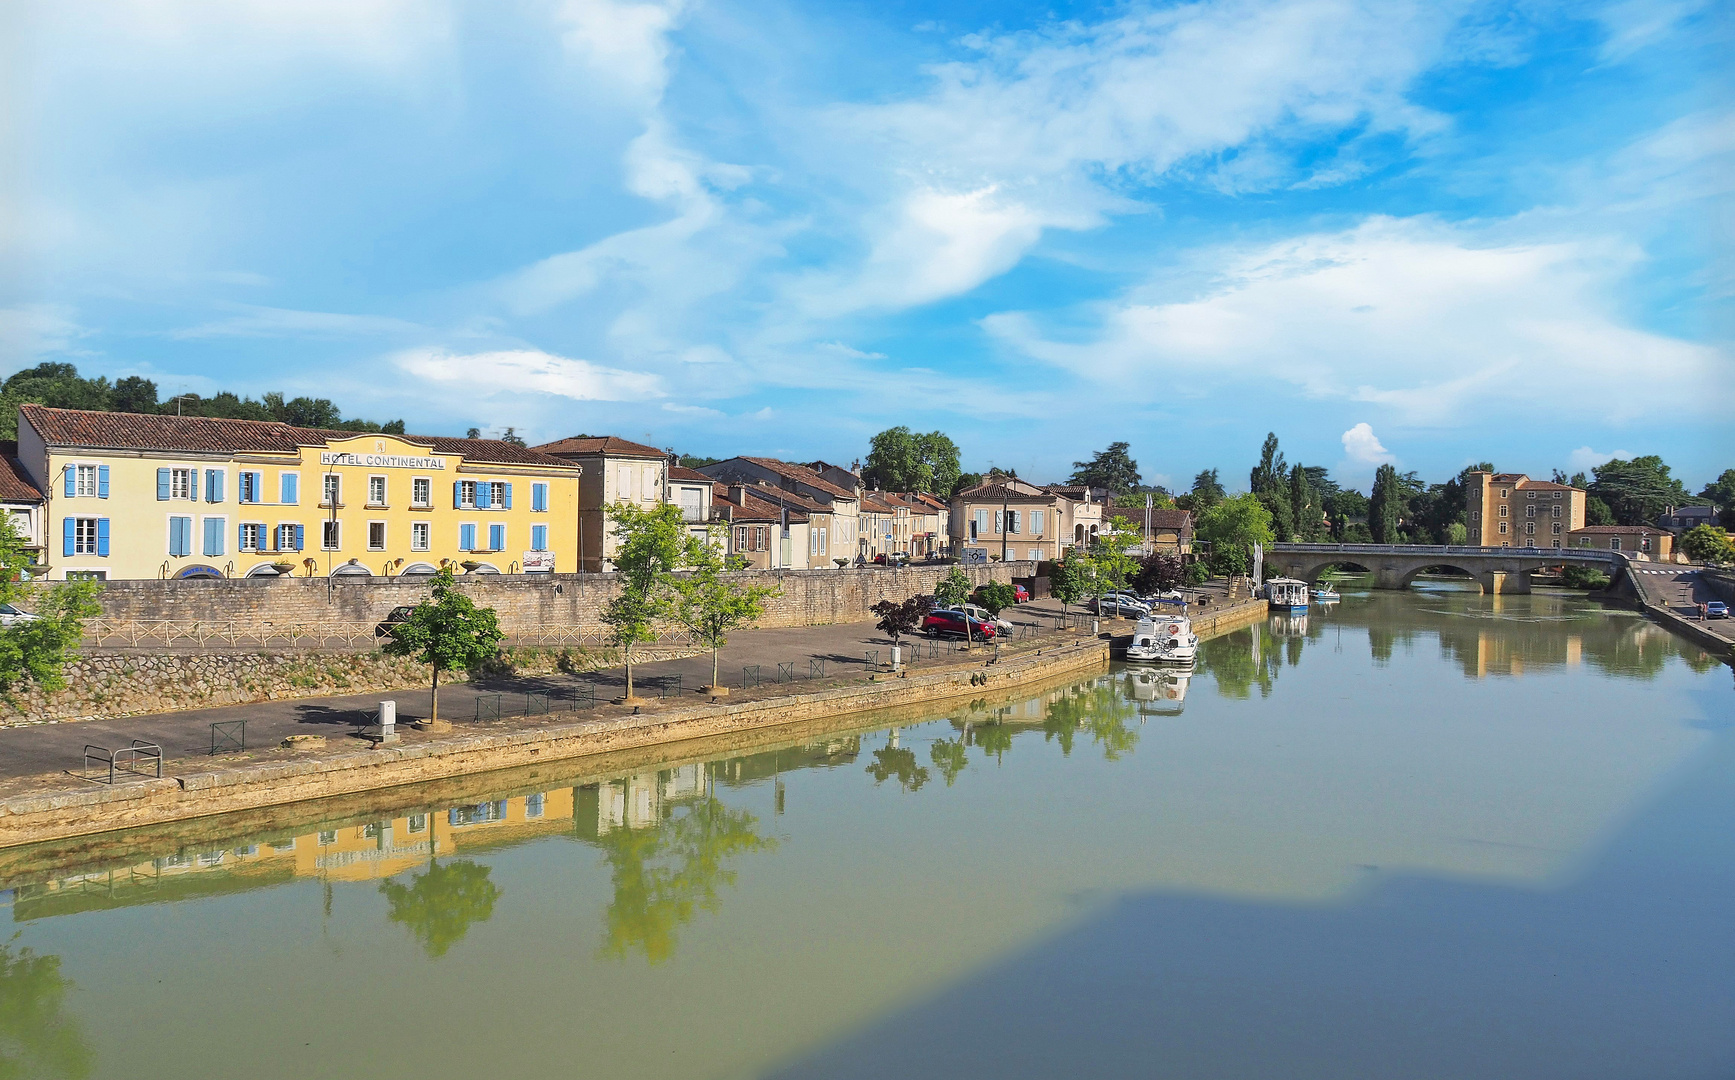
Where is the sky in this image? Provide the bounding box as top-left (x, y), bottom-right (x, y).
top-left (2, 0), bottom-right (1731, 494)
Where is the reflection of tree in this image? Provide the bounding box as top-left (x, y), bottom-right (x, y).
top-left (971, 722), bottom-right (1015, 763)
top-left (1199, 627), bottom-right (1280, 699)
top-left (1041, 682), bottom-right (1139, 760)
top-left (0, 937), bottom-right (94, 1079)
top-left (929, 738), bottom-right (969, 785)
top-left (379, 860), bottom-right (502, 959)
top-left (865, 746), bottom-right (929, 792)
top-left (595, 798), bottom-right (774, 964)
top-left (1042, 692), bottom-right (1085, 755)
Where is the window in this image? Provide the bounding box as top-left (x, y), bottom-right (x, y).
top-left (74, 464), bottom-right (98, 497)
top-left (1552, 539), bottom-right (1561, 548)
top-left (322, 520), bottom-right (340, 550)
top-left (407, 814), bottom-right (427, 834)
top-left (974, 510), bottom-right (989, 538)
top-left (530, 524), bottom-right (547, 551)
top-left (412, 477), bottom-right (431, 507)
top-left (168, 516), bottom-right (193, 557)
top-left (1553, 491), bottom-right (1562, 499)
top-left (1579, 537), bottom-right (1592, 548)
top-left (735, 525), bottom-right (748, 551)
top-left (1552, 523), bottom-right (1562, 535)
top-left (72, 517), bottom-right (100, 555)
top-left (280, 472), bottom-right (299, 504)
top-left (757, 525), bottom-right (768, 550)
top-left (994, 510), bottom-right (1003, 534)
top-left (1499, 522), bottom-right (1508, 534)
top-left (488, 523), bottom-right (505, 551)
top-left (1029, 548), bottom-right (1042, 561)
top-left (525, 793), bottom-right (545, 819)
top-left (532, 482), bottom-right (548, 512)
top-left (368, 521), bottom-right (386, 550)
top-left (1031, 510), bottom-right (1044, 535)
top-left (1500, 488), bottom-right (1509, 498)
top-left (617, 464), bottom-right (631, 498)
top-left (239, 523), bottom-right (264, 552)
top-left (1527, 491), bottom-right (1535, 499)
top-left (172, 468), bottom-right (194, 500)
top-left (202, 517), bottom-right (225, 557)
top-left (276, 524), bottom-right (303, 552)
top-left (459, 523), bottom-right (476, 551)
top-left (1525, 522), bottom-right (1534, 534)
top-left (1499, 505), bottom-right (1508, 517)
top-left (411, 522), bottom-right (430, 551)
top-left (642, 466), bottom-right (656, 499)
top-left (1610, 537), bottom-right (1622, 550)
top-left (818, 527), bottom-right (827, 553)
top-left (458, 480), bottom-right (477, 508)
top-left (1526, 505), bottom-right (1535, 518)
top-left (318, 830), bottom-right (337, 846)
top-left (1470, 510), bottom-right (1480, 521)
top-left (368, 476), bottom-right (387, 506)
top-left (1007, 510), bottom-right (1020, 535)
top-left (323, 474), bottom-right (340, 506)
top-left (239, 471), bottom-right (261, 504)
top-left (810, 529), bottom-right (819, 556)
top-left (490, 481), bottom-right (508, 508)
top-left (1552, 505), bottom-right (1562, 518)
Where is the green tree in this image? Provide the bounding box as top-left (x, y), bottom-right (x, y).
top-left (379, 859), bottom-right (502, 958)
top-left (1288, 463), bottom-right (1319, 541)
top-left (1369, 464), bottom-right (1401, 543)
top-left (0, 516), bottom-right (101, 693)
top-left (1249, 433), bottom-right (1294, 541)
top-left (379, 567), bottom-right (504, 724)
top-left (1588, 456), bottom-right (1691, 525)
top-left (862, 427), bottom-right (961, 494)
top-left (1195, 493), bottom-right (1275, 577)
top-left (1085, 539), bottom-right (1137, 593)
top-left (0, 937), bottom-right (93, 1079)
top-left (1069, 442), bottom-right (1141, 496)
top-left (933, 567), bottom-right (973, 608)
top-left (668, 529), bottom-right (780, 692)
top-left (1185, 468), bottom-right (1225, 512)
top-left (1132, 551), bottom-right (1184, 594)
top-left (951, 471), bottom-right (984, 496)
top-left (1680, 524), bottom-right (1733, 564)
top-left (1699, 468), bottom-right (1735, 527)
top-left (598, 502), bottom-right (695, 701)
top-left (973, 581), bottom-right (1017, 616)
top-left (1050, 552), bottom-right (1091, 621)
top-left (1325, 488), bottom-right (1369, 540)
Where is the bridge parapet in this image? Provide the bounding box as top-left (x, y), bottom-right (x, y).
top-left (1265, 543), bottom-right (1629, 594)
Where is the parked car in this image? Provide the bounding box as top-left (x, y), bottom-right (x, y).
top-left (957, 603), bottom-right (1014, 632)
top-left (1091, 594), bottom-right (1150, 618)
top-left (1013, 584), bottom-right (1030, 603)
top-left (374, 605), bottom-right (416, 638)
top-left (1707, 601), bottom-right (1729, 619)
top-left (0, 602), bottom-right (40, 627)
top-left (922, 608), bottom-right (999, 639)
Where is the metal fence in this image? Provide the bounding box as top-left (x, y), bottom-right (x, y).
top-left (83, 741), bottom-right (163, 784)
top-left (81, 619), bottom-right (698, 650)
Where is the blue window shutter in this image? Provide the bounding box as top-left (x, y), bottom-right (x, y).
top-left (175, 517), bottom-right (190, 557)
top-left (503, 482), bottom-right (512, 509)
top-left (281, 473), bottom-right (297, 504)
top-left (237, 522), bottom-right (246, 550)
top-left (460, 524), bottom-right (475, 551)
top-left (453, 481), bottom-right (462, 509)
top-left (158, 468), bottom-right (171, 501)
top-left (532, 525), bottom-right (547, 551)
top-left (212, 470), bottom-right (225, 503)
top-left (476, 483), bottom-right (491, 509)
top-left (64, 469), bottom-right (75, 497)
top-left (490, 524), bottom-right (504, 551)
top-left (63, 518), bottom-right (75, 557)
top-left (532, 483), bottom-right (546, 512)
top-left (98, 465), bottom-right (110, 498)
top-left (97, 518), bottom-right (110, 557)
top-left (294, 524), bottom-right (305, 551)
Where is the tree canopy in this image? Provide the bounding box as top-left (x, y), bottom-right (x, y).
top-left (380, 566), bottom-right (504, 722)
top-left (1195, 493), bottom-right (1275, 576)
top-left (1249, 433), bottom-right (1294, 542)
top-left (1069, 442), bottom-right (1141, 496)
top-left (861, 427), bottom-right (961, 495)
top-left (1698, 468), bottom-right (1735, 527)
top-left (379, 859), bottom-right (502, 958)
top-left (668, 528), bottom-right (780, 690)
top-left (1588, 456), bottom-right (1693, 526)
top-left (0, 514), bottom-right (101, 693)
top-left (0, 362), bottom-right (403, 439)
top-left (600, 502), bottom-right (704, 700)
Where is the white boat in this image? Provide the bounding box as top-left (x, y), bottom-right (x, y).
top-left (1266, 577), bottom-right (1310, 612)
top-left (1126, 613), bottom-right (1198, 663)
top-left (1126, 668), bottom-right (1192, 714)
top-left (1311, 584), bottom-right (1340, 602)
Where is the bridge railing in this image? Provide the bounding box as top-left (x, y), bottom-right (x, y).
top-left (1269, 543), bottom-right (1624, 564)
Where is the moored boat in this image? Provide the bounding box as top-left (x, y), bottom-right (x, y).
top-left (1311, 583), bottom-right (1340, 602)
top-left (1266, 577), bottom-right (1310, 612)
top-left (1126, 613), bottom-right (1198, 663)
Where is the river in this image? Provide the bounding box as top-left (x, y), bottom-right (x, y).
top-left (2, 586), bottom-right (1730, 1079)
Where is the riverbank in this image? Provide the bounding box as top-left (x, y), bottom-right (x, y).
top-left (1620, 562), bottom-right (1734, 660)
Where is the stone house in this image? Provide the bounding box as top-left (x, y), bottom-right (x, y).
top-left (949, 478), bottom-right (1101, 563)
top-left (532, 435), bottom-right (670, 573)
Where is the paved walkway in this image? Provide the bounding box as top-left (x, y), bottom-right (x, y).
top-left (1634, 564), bottom-right (1735, 648)
top-left (0, 594), bottom-right (1176, 795)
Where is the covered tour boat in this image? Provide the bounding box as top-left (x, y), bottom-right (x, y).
top-left (1266, 577), bottom-right (1310, 612)
top-left (1127, 613), bottom-right (1198, 664)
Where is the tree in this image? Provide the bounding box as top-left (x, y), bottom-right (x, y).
top-left (0, 516), bottom-right (101, 693)
top-left (1132, 551), bottom-right (1184, 595)
top-left (973, 581), bottom-right (1017, 616)
top-left (1195, 493), bottom-right (1275, 577)
top-left (1050, 552), bottom-right (1091, 621)
top-left (951, 471), bottom-right (983, 496)
top-left (379, 859), bottom-right (502, 958)
top-left (1699, 468), bottom-right (1735, 527)
top-left (1326, 488), bottom-right (1369, 540)
top-left (1085, 538), bottom-right (1137, 593)
top-left (668, 529), bottom-right (781, 692)
top-left (1588, 456), bottom-right (1691, 525)
top-left (380, 567), bottom-right (504, 725)
top-left (0, 938), bottom-right (93, 1079)
top-left (862, 427), bottom-right (961, 494)
top-left (1249, 433), bottom-right (1293, 541)
top-left (1288, 463), bottom-right (1320, 541)
top-left (871, 593), bottom-right (933, 650)
top-left (1069, 442), bottom-right (1141, 496)
top-left (498, 426), bottom-right (527, 447)
top-left (933, 567), bottom-right (973, 608)
top-left (1186, 468), bottom-right (1225, 512)
top-left (1680, 524), bottom-right (1734, 565)
top-left (598, 502), bottom-right (694, 701)
top-left (1369, 464), bottom-right (1401, 544)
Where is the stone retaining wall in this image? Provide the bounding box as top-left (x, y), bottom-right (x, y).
top-left (87, 562), bottom-right (1033, 633)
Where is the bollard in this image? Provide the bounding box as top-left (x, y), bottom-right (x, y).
top-left (378, 699), bottom-right (399, 745)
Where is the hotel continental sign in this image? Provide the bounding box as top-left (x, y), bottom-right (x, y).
top-left (17, 405), bottom-right (580, 580)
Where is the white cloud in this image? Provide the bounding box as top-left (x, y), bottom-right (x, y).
top-left (1569, 445), bottom-right (1633, 472)
top-left (0, 304), bottom-right (87, 360)
top-left (1338, 423), bottom-right (1397, 485)
top-left (393, 347), bottom-right (664, 402)
top-left (557, 0), bottom-right (688, 106)
top-left (171, 305), bottom-right (423, 340)
top-left (984, 215), bottom-right (1730, 425)
top-left (1595, 0), bottom-right (1709, 62)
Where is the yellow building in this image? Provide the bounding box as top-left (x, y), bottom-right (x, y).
top-left (17, 405), bottom-right (579, 580)
top-left (1465, 471), bottom-right (1586, 550)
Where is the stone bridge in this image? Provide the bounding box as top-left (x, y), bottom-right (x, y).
top-left (1266, 543), bottom-right (1630, 594)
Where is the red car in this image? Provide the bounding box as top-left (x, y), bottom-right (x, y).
top-left (1013, 584), bottom-right (1030, 603)
top-left (922, 609), bottom-right (999, 639)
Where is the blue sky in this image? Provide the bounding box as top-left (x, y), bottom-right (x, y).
top-left (3, 0), bottom-right (1730, 493)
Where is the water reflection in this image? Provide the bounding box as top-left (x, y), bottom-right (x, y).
top-left (379, 860), bottom-right (501, 959)
top-left (0, 938), bottom-right (93, 1079)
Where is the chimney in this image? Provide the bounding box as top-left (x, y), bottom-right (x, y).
top-left (730, 483), bottom-right (746, 505)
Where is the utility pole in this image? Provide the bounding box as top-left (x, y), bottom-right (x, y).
top-left (1001, 486), bottom-right (1009, 564)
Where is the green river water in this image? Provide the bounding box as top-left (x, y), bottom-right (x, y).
top-left (2, 586), bottom-right (1731, 1079)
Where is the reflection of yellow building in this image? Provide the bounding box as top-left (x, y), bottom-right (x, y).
top-left (17, 405), bottom-right (579, 580)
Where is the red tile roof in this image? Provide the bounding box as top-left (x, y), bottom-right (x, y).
top-left (0, 442), bottom-right (41, 503)
top-left (736, 457), bottom-right (859, 501)
top-left (21, 405), bottom-right (575, 468)
top-left (531, 434), bottom-right (667, 459)
top-left (715, 489), bottom-right (807, 523)
top-left (1104, 506), bottom-right (1193, 535)
top-left (957, 482), bottom-right (1058, 503)
top-left (668, 466), bottom-right (715, 483)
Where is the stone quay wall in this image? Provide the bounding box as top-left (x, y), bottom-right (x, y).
top-left (87, 563), bottom-right (1034, 634)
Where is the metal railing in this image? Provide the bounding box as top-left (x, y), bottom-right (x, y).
top-left (82, 619), bottom-right (698, 650)
top-left (83, 741), bottom-right (163, 784)
top-left (1269, 542), bottom-right (1625, 563)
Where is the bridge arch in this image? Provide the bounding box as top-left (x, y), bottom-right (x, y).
top-left (1287, 560), bottom-right (1372, 584)
top-left (1396, 564), bottom-right (1482, 590)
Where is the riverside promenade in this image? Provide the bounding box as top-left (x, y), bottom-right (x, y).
top-left (0, 593), bottom-right (1270, 846)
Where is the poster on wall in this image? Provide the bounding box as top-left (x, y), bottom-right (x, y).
top-left (523, 551), bottom-right (556, 572)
